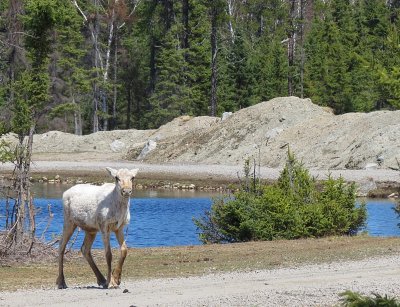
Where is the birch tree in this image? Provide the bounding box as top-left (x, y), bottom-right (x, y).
top-left (71, 0), bottom-right (141, 132)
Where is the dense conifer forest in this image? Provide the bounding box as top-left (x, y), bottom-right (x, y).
top-left (0, 0), bottom-right (399, 134)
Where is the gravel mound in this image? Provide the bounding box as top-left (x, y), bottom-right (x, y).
top-left (2, 96), bottom-right (400, 170)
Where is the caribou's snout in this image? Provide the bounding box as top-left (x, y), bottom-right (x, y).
top-left (121, 188), bottom-right (132, 196)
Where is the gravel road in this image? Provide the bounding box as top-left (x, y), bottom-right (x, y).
top-left (1, 254), bottom-right (400, 306)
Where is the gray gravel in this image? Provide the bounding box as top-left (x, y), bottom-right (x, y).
top-left (1, 254), bottom-right (400, 306)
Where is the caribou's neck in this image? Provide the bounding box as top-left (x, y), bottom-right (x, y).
top-left (112, 187), bottom-right (130, 209)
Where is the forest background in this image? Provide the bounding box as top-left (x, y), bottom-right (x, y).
top-left (0, 0), bottom-right (399, 135)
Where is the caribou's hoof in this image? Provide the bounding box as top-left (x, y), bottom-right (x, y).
top-left (109, 275), bottom-right (120, 289)
top-left (97, 277), bottom-right (107, 288)
top-left (56, 281), bottom-right (68, 289)
top-left (112, 269), bottom-right (121, 285)
top-left (108, 284), bottom-right (119, 289)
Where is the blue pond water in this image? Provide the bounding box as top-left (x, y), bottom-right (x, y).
top-left (1, 186), bottom-right (400, 249)
top-left (0, 189), bottom-right (215, 249)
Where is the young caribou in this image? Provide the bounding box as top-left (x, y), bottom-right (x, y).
top-left (56, 167), bottom-right (138, 289)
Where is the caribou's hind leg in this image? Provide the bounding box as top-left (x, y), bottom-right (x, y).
top-left (56, 222), bottom-right (77, 289)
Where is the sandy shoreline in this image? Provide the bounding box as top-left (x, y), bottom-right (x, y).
top-left (1, 160), bottom-right (400, 184)
top-left (1, 254), bottom-right (400, 306)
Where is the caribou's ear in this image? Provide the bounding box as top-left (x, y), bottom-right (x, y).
top-left (106, 167), bottom-right (118, 178)
top-left (129, 169), bottom-right (139, 178)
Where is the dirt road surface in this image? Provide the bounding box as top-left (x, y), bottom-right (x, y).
top-left (1, 254), bottom-right (399, 306)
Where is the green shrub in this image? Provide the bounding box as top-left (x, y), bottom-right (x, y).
top-left (194, 151), bottom-right (367, 243)
top-left (340, 290), bottom-right (400, 307)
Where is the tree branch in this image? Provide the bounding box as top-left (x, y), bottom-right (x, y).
top-left (71, 0), bottom-right (88, 22)
top-left (0, 39), bottom-right (25, 51)
top-left (118, 0), bottom-right (142, 29)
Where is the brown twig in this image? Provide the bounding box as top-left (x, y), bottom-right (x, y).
top-left (40, 204), bottom-right (54, 241)
top-left (66, 228), bottom-right (81, 254)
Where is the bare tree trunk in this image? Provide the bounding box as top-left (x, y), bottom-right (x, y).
top-left (13, 123), bottom-right (35, 250)
top-left (287, 0), bottom-right (297, 96)
top-left (25, 124), bottom-right (35, 253)
top-left (15, 136), bottom-right (25, 245)
top-left (7, 0), bottom-right (24, 106)
top-left (74, 110), bottom-right (82, 135)
top-left (112, 31), bottom-right (118, 130)
top-left (149, 38), bottom-right (157, 95)
top-left (299, 0), bottom-right (305, 98)
top-left (126, 85), bottom-right (132, 129)
top-left (93, 83), bottom-right (99, 133)
top-left (101, 2), bottom-right (117, 132)
top-left (210, 4), bottom-right (218, 117)
top-left (182, 0), bottom-right (189, 58)
top-left (227, 0), bottom-right (235, 43)
top-left (92, 0), bottom-right (100, 133)
top-left (162, 0), bottom-right (174, 30)
top-left (27, 193), bottom-right (35, 253)
top-left (72, 96), bottom-right (82, 135)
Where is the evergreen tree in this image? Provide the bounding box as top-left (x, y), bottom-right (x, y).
top-left (184, 0), bottom-right (210, 116)
top-left (49, 1), bottom-right (91, 134)
top-left (378, 25), bottom-right (400, 108)
top-left (304, 0), bottom-right (362, 113)
top-left (1, 0), bottom-right (399, 131)
top-left (147, 24), bottom-right (192, 128)
top-left (257, 38), bottom-right (288, 101)
top-left (209, 0), bottom-right (226, 116)
top-left (6, 0), bottom-right (58, 249)
top-left (119, 24), bottom-right (149, 130)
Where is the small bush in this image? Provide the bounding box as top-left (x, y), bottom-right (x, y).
top-left (194, 151), bottom-right (367, 243)
top-left (340, 290), bottom-right (400, 307)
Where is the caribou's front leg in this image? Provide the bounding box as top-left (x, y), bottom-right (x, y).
top-left (101, 231), bottom-right (112, 289)
top-left (110, 227), bottom-right (128, 288)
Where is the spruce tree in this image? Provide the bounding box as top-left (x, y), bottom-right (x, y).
top-left (8, 0), bottom-right (57, 250)
top-left (147, 24), bottom-right (192, 128)
top-left (184, 0), bottom-right (210, 116)
top-left (49, 1), bottom-right (91, 134)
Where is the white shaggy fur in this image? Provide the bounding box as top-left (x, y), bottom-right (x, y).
top-left (56, 167), bottom-right (138, 289)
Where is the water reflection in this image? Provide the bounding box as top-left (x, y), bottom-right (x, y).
top-left (30, 183), bottom-right (220, 199)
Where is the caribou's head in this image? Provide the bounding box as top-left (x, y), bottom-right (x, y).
top-left (106, 167), bottom-right (139, 197)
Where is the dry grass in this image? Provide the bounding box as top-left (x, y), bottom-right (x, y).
top-left (1, 235), bottom-right (400, 291)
